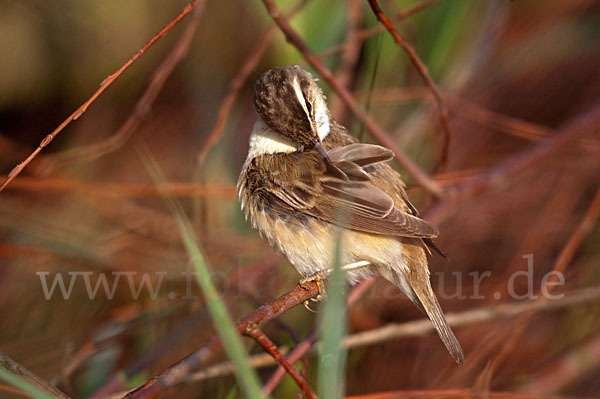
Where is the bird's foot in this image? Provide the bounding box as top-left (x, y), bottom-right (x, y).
top-left (299, 271), bottom-right (327, 311)
top-left (299, 262), bottom-right (371, 311)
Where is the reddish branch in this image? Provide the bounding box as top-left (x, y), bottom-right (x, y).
top-left (263, 330), bottom-right (317, 395)
top-left (123, 280), bottom-right (321, 399)
top-left (358, 0), bottom-right (440, 40)
top-left (0, 0), bottom-right (205, 193)
top-left (366, 0), bottom-right (451, 171)
top-left (177, 284), bottom-right (600, 387)
top-left (260, 0), bottom-right (444, 198)
top-left (243, 323), bottom-right (317, 399)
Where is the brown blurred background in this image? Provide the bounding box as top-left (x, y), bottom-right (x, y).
top-left (1, 0), bottom-right (599, 398)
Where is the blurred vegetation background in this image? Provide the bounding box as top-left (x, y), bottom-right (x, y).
top-left (1, 0), bottom-right (599, 398)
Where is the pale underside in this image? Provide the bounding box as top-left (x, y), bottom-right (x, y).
top-left (239, 122), bottom-right (412, 287)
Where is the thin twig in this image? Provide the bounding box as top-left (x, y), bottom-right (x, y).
top-left (446, 95), bottom-right (552, 142)
top-left (0, 0), bottom-right (204, 193)
top-left (186, 350), bottom-right (288, 383)
top-left (263, 331), bottom-right (318, 395)
top-left (263, 277), bottom-right (375, 394)
top-left (260, 0), bottom-right (444, 198)
top-left (243, 323), bottom-right (317, 399)
top-left (366, 0), bottom-right (451, 171)
top-left (91, 256), bottom-right (281, 398)
top-left (365, 87), bottom-right (556, 143)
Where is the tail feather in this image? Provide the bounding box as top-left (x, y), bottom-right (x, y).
top-left (388, 268), bottom-right (464, 364)
top-left (408, 275), bottom-right (464, 364)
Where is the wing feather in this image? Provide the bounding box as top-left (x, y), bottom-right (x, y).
top-left (253, 143), bottom-right (438, 238)
top-left (327, 143), bottom-right (394, 166)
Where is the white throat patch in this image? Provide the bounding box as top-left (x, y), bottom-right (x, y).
top-left (247, 120), bottom-right (297, 158)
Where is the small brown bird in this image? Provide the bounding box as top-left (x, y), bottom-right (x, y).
top-left (237, 65), bottom-right (464, 364)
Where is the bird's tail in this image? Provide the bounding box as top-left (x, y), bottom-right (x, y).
top-left (390, 268), bottom-right (465, 364)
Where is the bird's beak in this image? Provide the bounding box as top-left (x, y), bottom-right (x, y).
top-left (314, 139), bottom-right (330, 162)
top-left (310, 119), bottom-right (330, 162)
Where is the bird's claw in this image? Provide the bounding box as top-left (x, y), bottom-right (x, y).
top-left (299, 271), bottom-right (327, 309)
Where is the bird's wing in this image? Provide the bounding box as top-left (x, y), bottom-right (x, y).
top-left (326, 143), bottom-right (395, 166)
top-left (258, 144), bottom-right (439, 238)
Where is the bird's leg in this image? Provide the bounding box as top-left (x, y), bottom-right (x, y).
top-left (299, 261), bottom-right (371, 311)
top-left (299, 271), bottom-right (328, 311)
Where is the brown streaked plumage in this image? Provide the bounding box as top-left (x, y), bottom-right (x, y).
top-left (237, 65), bottom-right (464, 364)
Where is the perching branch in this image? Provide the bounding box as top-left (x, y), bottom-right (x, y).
top-left (122, 279), bottom-right (321, 399)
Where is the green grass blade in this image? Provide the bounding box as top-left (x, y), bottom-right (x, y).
top-left (135, 142), bottom-right (264, 399)
top-left (318, 227), bottom-right (347, 399)
top-left (0, 368), bottom-right (61, 399)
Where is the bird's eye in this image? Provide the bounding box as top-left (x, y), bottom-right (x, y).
top-left (305, 100), bottom-right (313, 115)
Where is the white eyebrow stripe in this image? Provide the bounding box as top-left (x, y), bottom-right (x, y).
top-left (292, 75), bottom-right (310, 119)
top-left (292, 74), bottom-right (330, 142)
